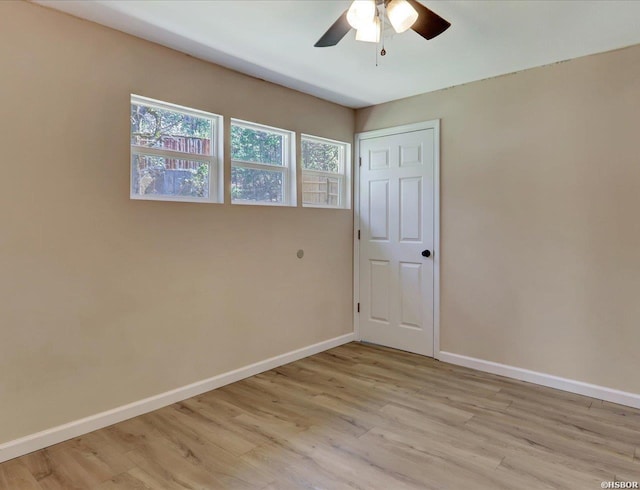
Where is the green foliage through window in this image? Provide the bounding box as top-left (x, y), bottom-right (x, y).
top-left (130, 96), bottom-right (220, 202)
top-left (231, 167), bottom-right (283, 202)
top-left (132, 155), bottom-right (210, 199)
top-left (131, 103), bottom-right (212, 155)
top-left (231, 125), bottom-right (283, 166)
top-left (231, 122), bottom-right (290, 204)
top-left (301, 136), bottom-right (349, 208)
top-left (302, 140), bottom-right (341, 173)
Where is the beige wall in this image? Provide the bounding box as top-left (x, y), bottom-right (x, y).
top-left (357, 44), bottom-right (640, 394)
top-left (0, 1), bottom-right (354, 444)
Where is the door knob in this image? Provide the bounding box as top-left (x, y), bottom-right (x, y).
top-left (421, 249), bottom-right (431, 258)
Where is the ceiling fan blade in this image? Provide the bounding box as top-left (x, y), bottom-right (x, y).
top-left (406, 0), bottom-right (451, 40)
top-left (314, 10), bottom-right (351, 47)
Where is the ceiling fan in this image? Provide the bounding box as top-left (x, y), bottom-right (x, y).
top-left (314, 0), bottom-right (450, 47)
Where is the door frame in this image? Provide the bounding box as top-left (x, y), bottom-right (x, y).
top-left (353, 120), bottom-right (441, 359)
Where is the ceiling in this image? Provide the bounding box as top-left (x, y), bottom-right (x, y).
top-left (37, 0), bottom-right (640, 108)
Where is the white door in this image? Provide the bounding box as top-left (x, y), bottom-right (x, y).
top-left (358, 125), bottom-right (437, 357)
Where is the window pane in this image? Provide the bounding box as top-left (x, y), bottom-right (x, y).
top-left (302, 173), bottom-right (341, 207)
top-left (131, 103), bottom-right (212, 156)
top-left (231, 125), bottom-right (283, 166)
top-left (302, 139), bottom-right (341, 173)
top-left (132, 154), bottom-right (210, 199)
top-left (232, 166), bottom-right (284, 203)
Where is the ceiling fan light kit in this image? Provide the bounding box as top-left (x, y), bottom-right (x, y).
top-left (348, 0), bottom-right (418, 40)
top-left (346, 0), bottom-right (377, 30)
top-left (386, 0), bottom-right (419, 33)
top-left (314, 0), bottom-right (451, 51)
top-left (355, 15), bottom-right (381, 43)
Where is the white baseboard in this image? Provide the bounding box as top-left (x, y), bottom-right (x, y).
top-left (0, 332), bottom-right (356, 464)
top-left (438, 351), bottom-right (640, 410)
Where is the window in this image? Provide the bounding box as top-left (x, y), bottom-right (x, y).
top-left (231, 120), bottom-right (296, 206)
top-left (301, 135), bottom-right (351, 208)
top-left (130, 95), bottom-right (223, 203)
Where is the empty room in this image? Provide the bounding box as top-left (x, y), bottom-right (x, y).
top-left (1, 0), bottom-right (639, 488)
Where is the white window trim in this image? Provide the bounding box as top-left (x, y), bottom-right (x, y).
top-left (231, 118), bottom-right (296, 207)
top-left (130, 94), bottom-right (224, 204)
top-left (301, 134), bottom-right (352, 209)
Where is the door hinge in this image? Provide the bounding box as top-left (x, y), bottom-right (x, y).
top-left (357, 303), bottom-right (360, 313)
top-left (359, 157), bottom-right (362, 167)
top-left (357, 230), bottom-right (361, 240)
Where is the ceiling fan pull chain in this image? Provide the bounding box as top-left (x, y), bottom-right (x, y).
top-left (380, 5), bottom-right (387, 58)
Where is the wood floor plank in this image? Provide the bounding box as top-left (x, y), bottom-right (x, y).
top-left (358, 426), bottom-right (510, 489)
top-left (2, 342), bottom-right (639, 489)
top-left (0, 459), bottom-right (42, 490)
top-left (496, 454), bottom-right (609, 490)
top-left (93, 470), bottom-right (156, 490)
top-left (463, 410), bottom-right (636, 481)
top-left (42, 433), bottom-right (134, 486)
top-left (131, 412), bottom-right (273, 489)
top-left (502, 398), bottom-right (639, 455)
top-left (35, 443), bottom-right (112, 490)
top-left (243, 379), bottom-right (371, 439)
top-left (240, 439), bottom-right (362, 490)
top-left (306, 431), bottom-right (441, 490)
top-left (19, 451), bottom-right (55, 483)
top-left (96, 417), bottom-right (165, 454)
top-left (471, 407), bottom-right (636, 464)
top-left (179, 397), bottom-right (286, 450)
top-left (168, 402), bottom-right (257, 457)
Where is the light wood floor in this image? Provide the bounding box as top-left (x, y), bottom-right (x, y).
top-left (1, 342), bottom-right (639, 489)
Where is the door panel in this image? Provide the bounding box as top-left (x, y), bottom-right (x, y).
top-left (359, 128), bottom-right (435, 356)
top-left (399, 261), bottom-right (422, 329)
top-left (370, 148), bottom-right (390, 170)
top-left (399, 177), bottom-right (422, 242)
top-left (369, 260), bottom-right (391, 323)
top-left (369, 180), bottom-right (390, 240)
